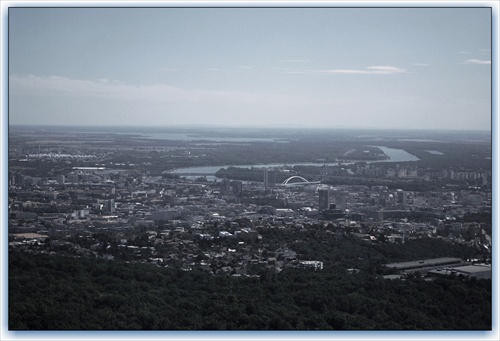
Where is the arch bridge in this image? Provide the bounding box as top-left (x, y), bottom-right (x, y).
top-left (280, 176), bottom-right (321, 187)
top-left (281, 176), bottom-right (309, 185)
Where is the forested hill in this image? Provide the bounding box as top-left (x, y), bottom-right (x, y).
top-left (9, 251), bottom-right (491, 330)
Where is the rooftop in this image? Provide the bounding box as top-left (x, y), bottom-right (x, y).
top-left (385, 257), bottom-right (463, 270)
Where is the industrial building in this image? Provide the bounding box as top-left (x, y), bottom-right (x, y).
top-left (427, 264), bottom-right (492, 279)
top-left (384, 257), bottom-right (464, 272)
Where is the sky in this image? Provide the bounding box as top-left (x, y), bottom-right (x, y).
top-left (7, 4), bottom-right (494, 130)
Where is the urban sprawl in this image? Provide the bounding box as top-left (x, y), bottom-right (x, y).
top-left (8, 129), bottom-right (492, 280)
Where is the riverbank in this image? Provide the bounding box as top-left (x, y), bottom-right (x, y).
top-left (169, 146), bottom-right (420, 176)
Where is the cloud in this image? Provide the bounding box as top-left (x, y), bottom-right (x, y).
top-left (364, 66), bottom-right (407, 74)
top-left (9, 74), bottom-right (306, 106)
top-left (413, 63), bottom-right (429, 67)
top-left (462, 59), bottom-right (491, 65)
top-left (284, 65), bottom-right (407, 75)
top-left (9, 74), bottom-right (234, 102)
top-left (10, 74), bottom-right (189, 101)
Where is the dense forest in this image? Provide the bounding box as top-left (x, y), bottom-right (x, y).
top-left (9, 249), bottom-right (491, 330)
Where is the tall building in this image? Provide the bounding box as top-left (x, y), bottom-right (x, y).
top-left (318, 189), bottom-right (330, 211)
top-left (220, 178), bottom-right (231, 195)
top-left (104, 199), bottom-right (115, 213)
top-left (263, 168), bottom-right (276, 189)
top-left (397, 189), bottom-right (407, 206)
top-left (334, 193), bottom-right (347, 210)
top-left (232, 180), bottom-right (243, 204)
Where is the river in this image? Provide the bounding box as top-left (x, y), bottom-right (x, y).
top-left (170, 146), bottom-right (420, 178)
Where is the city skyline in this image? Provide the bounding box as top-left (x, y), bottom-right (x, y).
top-left (3, 3), bottom-right (497, 335)
top-left (7, 4), bottom-right (493, 130)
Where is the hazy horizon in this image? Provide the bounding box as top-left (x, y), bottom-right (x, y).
top-left (9, 123), bottom-right (492, 134)
top-left (8, 6), bottom-right (492, 131)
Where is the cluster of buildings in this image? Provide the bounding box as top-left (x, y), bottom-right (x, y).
top-left (298, 162), bottom-right (492, 187)
top-left (9, 158), bottom-right (491, 275)
top-left (8, 151), bottom-right (491, 277)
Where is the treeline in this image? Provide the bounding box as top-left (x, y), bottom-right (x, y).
top-left (380, 141), bottom-right (491, 170)
top-left (216, 167), bottom-right (268, 183)
top-left (131, 140), bottom-right (383, 173)
top-left (9, 249), bottom-right (491, 330)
